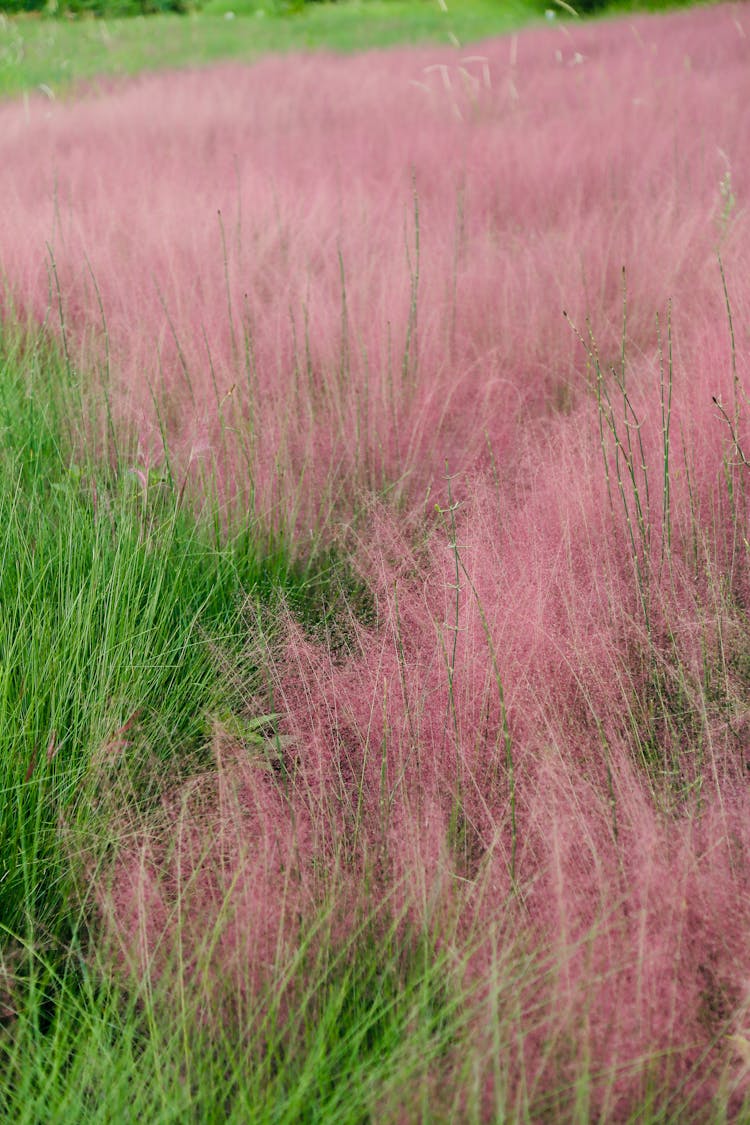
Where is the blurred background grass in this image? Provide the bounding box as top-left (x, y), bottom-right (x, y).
top-left (0, 0), bottom-right (707, 101)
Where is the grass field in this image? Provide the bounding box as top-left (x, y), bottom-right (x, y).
top-left (1, 0), bottom-right (749, 1120)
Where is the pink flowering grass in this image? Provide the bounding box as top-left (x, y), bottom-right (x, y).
top-left (0, 3), bottom-right (747, 529)
top-left (2, 2), bottom-right (750, 1117)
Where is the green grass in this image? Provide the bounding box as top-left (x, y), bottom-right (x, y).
top-left (0, 1), bottom-right (543, 101)
top-left (0, 0), bottom-right (711, 103)
top-left (0, 913), bottom-right (474, 1123)
top-left (0, 316), bottom-right (359, 948)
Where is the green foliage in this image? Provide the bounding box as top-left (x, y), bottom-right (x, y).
top-left (0, 0), bottom-right (709, 18)
top-left (566, 0), bottom-right (706, 12)
top-left (0, 321), bottom-right (359, 946)
top-left (0, 317), bottom-right (398, 1117)
top-left (0, 0), bottom-right (40, 9)
top-left (56, 0), bottom-right (194, 14)
top-left (0, 0), bottom-right (191, 12)
top-left (0, 913), bottom-right (466, 1123)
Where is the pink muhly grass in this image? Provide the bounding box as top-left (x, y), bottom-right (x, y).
top-left (0, 4), bottom-right (747, 532)
top-left (97, 393), bottom-right (750, 1112)
top-left (3, 2), bottom-right (748, 1115)
top-left (259, 434), bottom-right (750, 1114)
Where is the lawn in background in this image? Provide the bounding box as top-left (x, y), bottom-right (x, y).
top-left (0, 0), bottom-right (707, 102)
top-left (0, 0), bottom-right (541, 100)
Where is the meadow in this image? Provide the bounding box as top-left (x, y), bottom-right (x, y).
top-left (0, 1), bottom-right (749, 1120)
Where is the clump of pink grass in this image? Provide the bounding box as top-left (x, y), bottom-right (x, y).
top-left (2, 2), bottom-right (750, 1117)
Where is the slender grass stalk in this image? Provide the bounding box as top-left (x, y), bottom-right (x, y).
top-left (565, 308), bottom-right (652, 637)
top-left (449, 179), bottom-right (465, 361)
top-left (657, 299), bottom-right (673, 573)
top-left (388, 579), bottom-right (420, 799)
top-left (218, 207), bottom-right (239, 369)
top-left (153, 277), bottom-right (196, 409)
top-left (45, 243), bottom-right (72, 386)
top-left (435, 465), bottom-right (468, 870)
top-left (337, 244), bottom-right (350, 393)
top-left (441, 463), bottom-right (462, 749)
top-left (714, 255), bottom-right (748, 590)
top-left (83, 252), bottom-right (121, 472)
top-left (401, 174), bottom-right (420, 386)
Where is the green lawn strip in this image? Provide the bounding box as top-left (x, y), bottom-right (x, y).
top-left (0, 1), bottom-right (540, 101)
top-left (0, 0), bottom-right (715, 106)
